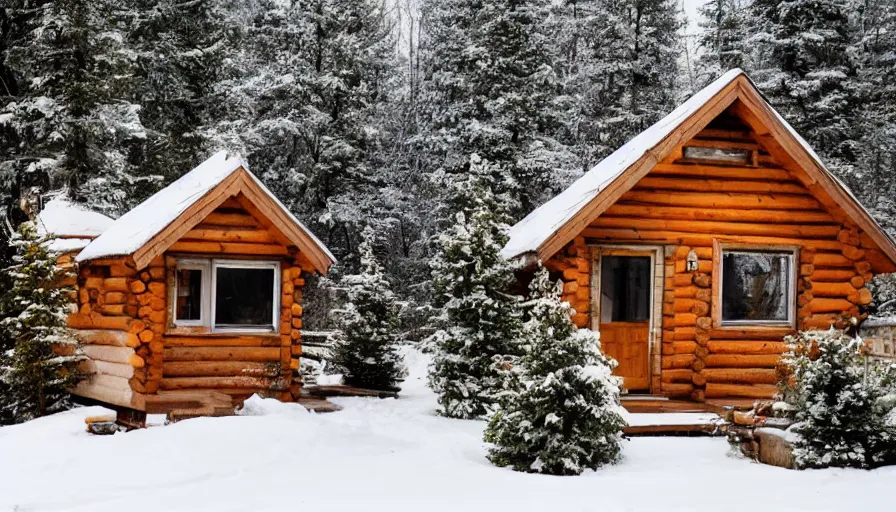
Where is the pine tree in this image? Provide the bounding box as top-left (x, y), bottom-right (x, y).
top-left (329, 226), bottom-right (405, 391)
top-left (749, 0), bottom-right (859, 175)
top-left (0, 222), bottom-right (85, 424)
top-left (484, 266), bottom-right (626, 475)
top-left (695, 0), bottom-right (751, 86)
top-left (0, 0), bottom-right (154, 217)
top-left (781, 329), bottom-right (896, 469)
top-left (418, 0), bottom-right (570, 213)
top-left (426, 154), bottom-right (523, 419)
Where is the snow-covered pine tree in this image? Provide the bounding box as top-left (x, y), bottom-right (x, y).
top-left (484, 265), bottom-right (626, 475)
top-left (218, 0), bottom-right (400, 269)
top-left (781, 329), bottom-right (896, 469)
top-left (0, 0), bottom-right (153, 217)
top-left (426, 154), bottom-right (523, 419)
top-left (749, 0), bottom-right (859, 176)
top-left (0, 222), bottom-right (85, 424)
top-left (418, 0), bottom-right (573, 213)
top-left (544, 0), bottom-right (684, 173)
top-left (329, 226), bottom-right (405, 391)
top-left (695, 0), bottom-right (751, 86)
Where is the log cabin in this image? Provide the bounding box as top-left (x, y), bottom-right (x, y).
top-left (502, 69), bottom-right (896, 402)
top-left (46, 152), bottom-right (335, 419)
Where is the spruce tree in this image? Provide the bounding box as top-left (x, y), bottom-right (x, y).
top-left (427, 154), bottom-right (523, 419)
top-left (0, 222), bottom-right (85, 424)
top-left (782, 329), bottom-right (896, 469)
top-left (0, 0), bottom-right (153, 217)
top-left (695, 0), bottom-right (751, 86)
top-left (484, 266), bottom-right (626, 475)
top-left (329, 226), bottom-right (405, 391)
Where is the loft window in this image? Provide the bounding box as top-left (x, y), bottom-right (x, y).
top-left (173, 258), bottom-right (280, 332)
top-left (683, 146), bottom-right (751, 164)
top-left (720, 249), bottom-right (795, 325)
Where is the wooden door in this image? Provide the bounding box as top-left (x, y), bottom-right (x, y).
top-left (598, 253), bottom-right (652, 391)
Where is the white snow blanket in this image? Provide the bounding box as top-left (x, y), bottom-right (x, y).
top-left (1, 348), bottom-right (894, 511)
top-left (36, 197), bottom-right (114, 252)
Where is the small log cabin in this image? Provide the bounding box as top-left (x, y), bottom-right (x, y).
top-left (503, 69), bottom-right (896, 402)
top-left (45, 152), bottom-right (334, 417)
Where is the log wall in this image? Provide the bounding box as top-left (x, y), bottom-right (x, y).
top-left (544, 123), bottom-right (879, 400)
top-left (68, 198), bottom-right (313, 410)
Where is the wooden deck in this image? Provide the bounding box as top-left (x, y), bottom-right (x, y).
top-left (621, 396), bottom-right (756, 436)
top-left (621, 396), bottom-right (757, 414)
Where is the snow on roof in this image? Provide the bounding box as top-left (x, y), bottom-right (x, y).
top-left (76, 151), bottom-right (245, 262)
top-left (501, 69), bottom-right (746, 260)
top-left (36, 197), bottom-right (114, 239)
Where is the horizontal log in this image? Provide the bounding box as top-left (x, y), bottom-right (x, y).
top-left (180, 228), bottom-right (275, 244)
top-left (651, 162), bottom-right (794, 181)
top-left (73, 380), bottom-right (141, 410)
top-left (104, 278), bottom-right (129, 292)
top-left (162, 335), bottom-right (283, 347)
top-left (807, 298), bottom-right (854, 314)
top-left (706, 341), bottom-right (786, 354)
top-left (621, 190), bottom-right (822, 210)
top-left (68, 313), bottom-right (132, 331)
top-left (75, 329), bottom-right (140, 348)
top-left (200, 212), bottom-right (261, 228)
top-left (168, 241), bottom-right (288, 256)
top-left (810, 269), bottom-right (857, 282)
top-left (661, 382), bottom-right (694, 397)
top-left (704, 354), bottom-right (781, 368)
top-left (708, 328), bottom-right (793, 340)
top-left (162, 361), bottom-right (280, 378)
top-left (810, 281), bottom-right (857, 298)
top-left (662, 354), bottom-right (697, 369)
top-left (159, 376), bottom-right (283, 390)
top-left (591, 217), bottom-right (839, 239)
top-left (163, 346), bottom-right (282, 362)
top-left (801, 315), bottom-right (843, 330)
top-left (661, 369), bottom-right (695, 383)
top-left (583, 229), bottom-right (843, 252)
top-left (704, 383), bottom-right (777, 399)
top-left (81, 344), bottom-right (137, 365)
top-left (83, 359), bottom-right (135, 379)
top-left (702, 368), bottom-right (777, 385)
top-left (636, 176), bottom-right (809, 195)
top-left (671, 341), bottom-right (698, 354)
top-left (813, 253), bottom-right (854, 268)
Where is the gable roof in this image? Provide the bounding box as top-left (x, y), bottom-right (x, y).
top-left (502, 69), bottom-right (896, 270)
top-left (37, 196), bottom-right (114, 253)
top-left (76, 151), bottom-right (335, 273)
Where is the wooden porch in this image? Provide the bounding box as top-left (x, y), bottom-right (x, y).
top-left (621, 395), bottom-right (756, 436)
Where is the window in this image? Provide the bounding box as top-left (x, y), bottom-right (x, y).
top-left (600, 256), bottom-right (651, 323)
top-left (720, 249), bottom-right (795, 325)
top-left (683, 146), bottom-right (751, 164)
top-left (173, 258), bottom-right (280, 332)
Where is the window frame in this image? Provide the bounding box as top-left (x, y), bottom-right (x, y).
top-left (172, 259), bottom-right (211, 327)
top-left (211, 259), bottom-right (281, 333)
top-left (171, 257), bottom-right (281, 334)
top-left (712, 240), bottom-right (798, 330)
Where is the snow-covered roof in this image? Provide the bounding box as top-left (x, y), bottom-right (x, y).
top-left (502, 69), bottom-right (896, 266)
top-left (502, 69), bottom-right (744, 260)
top-left (76, 151), bottom-right (335, 271)
top-left (36, 197), bottom-right (113, 239)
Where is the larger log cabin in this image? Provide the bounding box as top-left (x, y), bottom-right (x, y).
top-left (46, 152), bottom-right (335, 418)
top-left (503, 69), bottom-right (896, 402)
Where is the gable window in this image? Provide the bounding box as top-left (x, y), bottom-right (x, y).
top-left (683, 146), bottom-right (751, 164)
top-left (719, 248), bottom-right (795, 326)
top-left (173, 258), bottom-right (280, 332)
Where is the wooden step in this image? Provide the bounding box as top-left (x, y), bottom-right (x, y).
top-left (145, 390), bottom-right (237, 421)
top-left (303, 384), bottom-right (399, 399)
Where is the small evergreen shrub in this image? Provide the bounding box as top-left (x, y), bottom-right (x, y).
top-left (781, 329), bottom-right (896, 469)
top-left (0, 222), bottom-right (86, 424)
top-left (484, 266), bottom-right (626, 475)
top-left (329, 226), bottom-right (405, 391)
top-left (426, 155), bottom-right (524, 419)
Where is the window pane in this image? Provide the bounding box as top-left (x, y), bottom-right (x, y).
top-left (600, 256), bottom-right (651, 323)
top-left (215, 266), bottom-right (275, 327)
top-left (722, 251), bottom-right (791, 322)
top-left (683, 146), bottom-right (750, 163)
top-left (176, 268), bottom-right (203, 321)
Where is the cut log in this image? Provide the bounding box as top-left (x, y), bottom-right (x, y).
top-left (591, 216), bottom-right (839, 239)
top-left (68, 313), bottom-right (132, 331)
top-left (813, 253), bottom-right (855, 268)
top-left (75, 329), bottom-right (140, 348)
top-left (162, 335), bottom-right (282, 347)
top-left (163, 361), bottom-right (280, 378)
top-left (704, 354), bottom-right (781, 368)
top-left (605, 203), bottom-right (834, 224)
top-left (704, 383), bottom-right (777, 399)
top-left (159, 376), bottom-right (286, 391)
top-left (706, 341), bottom-right (785, 354)
top-left (163, 346), bottom-right (282, 362)
top-left (620, 190), bottom-right (821, 210)
top-left (702, 368), bottom-right (777, 385)
top-left (181, 228), bottom-right (276, 244)
top-left (661, 369), bottom-right (695, 383)
top-left (81, 344), bottom-right (137, 365)
top-left (808, 298), bottom-right (855, 314)
top-left (84, 359), bottom-right (136, 379)
top-left (168, 240), bottom-right (288, 256)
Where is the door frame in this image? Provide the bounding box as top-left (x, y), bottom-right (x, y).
top-left (590, 245), bottom-right (664, 394)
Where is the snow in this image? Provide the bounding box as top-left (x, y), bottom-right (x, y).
top-left (36, 197), bottom-right (114, 239)
top-left (1, 348), bottom-right (894, 512)
top-left (76, 151), bottom-right (243, 262)
top-left (502, 69), bottom-right (894, 260)
top-left (75, 151), bottom-right (334, 264)
top-left (623, 412), bottom-right (718, 427)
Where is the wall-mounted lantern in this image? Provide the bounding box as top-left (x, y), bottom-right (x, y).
top-left (686, 249), bottom-right (699, 272)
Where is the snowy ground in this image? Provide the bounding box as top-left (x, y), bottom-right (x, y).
top-left (1, 350), bottom-right (893, 512)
